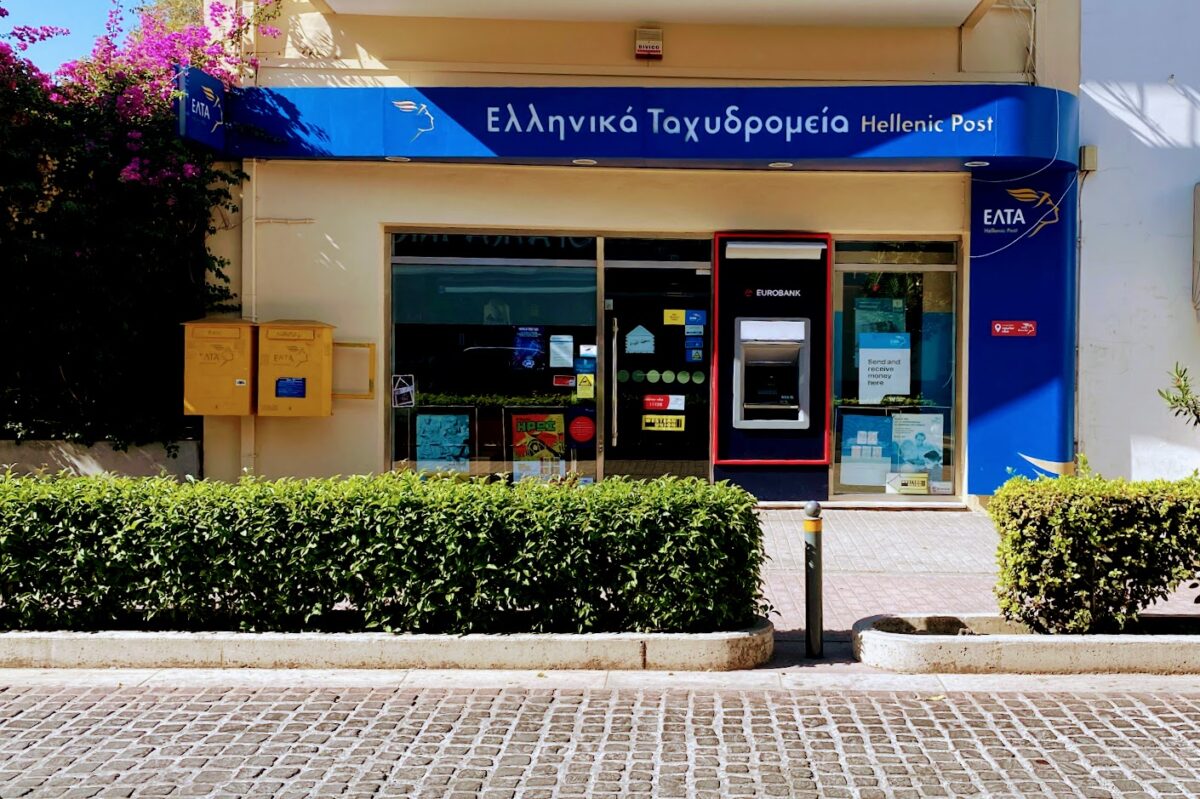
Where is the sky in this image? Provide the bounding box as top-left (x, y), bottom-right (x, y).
top-left (3, 0), bottom-right (135, 74)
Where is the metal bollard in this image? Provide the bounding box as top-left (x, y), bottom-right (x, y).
top-left (803, 500), bottom-right (823, 659)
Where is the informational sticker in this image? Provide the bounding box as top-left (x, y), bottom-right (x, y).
top-left (684, 324), bottom-right (704, 336)
top-left (574, 355), bottom-right (596, 374)
top-left (642, 414), bottom-right (686, 431)
top-left (685, 310), bottom-right (707, 325)
top-left (568, 415), bottom-right (596, 443)
top-left (685, 349), bottom-right (704, 363)
top-left (576, 373), bottom-right (596, 399)
top-left (885, 472), bottom-right (929, 495)
top-left (391, 374), bottom-right (416, 408)
top-left (552, 374), bottom-right (576, 388)
top-left (275, 377), bottom-right (307, 398)
top-left (684, 336), bottom-right (704, 349)
top-left (625, 325), bottom-right (655, 354)
top-left (643, 395), bottom-right (686, 411)
top-left (549, 335), bottom-right (574, 367)
top-left (858, 332), bottom-right (911, 404)
top-left (991, 320), bottom-right (1037, 337)
top-left (579, 344), bottom-right (598, 357)
top-left (663, 309), bottom-right (686, 325)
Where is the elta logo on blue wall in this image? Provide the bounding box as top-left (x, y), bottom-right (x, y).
top-left (177, 67), bottom-right (226, 151)
top-left (968, 171), bottom-right (1078, 493)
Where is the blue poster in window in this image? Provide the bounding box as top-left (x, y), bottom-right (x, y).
top-left (685, 310), bottom-right (707, 325)
top-left (684, 336), bottom-right (704, 349)
top-left (685, 348), bottom-right (704, 363)
top-left (275, 377), bottom-right (306, 398)
top-left (513, 326), bottom-right (545, 370)
top-left (416, 413), bottom-right (470, 473)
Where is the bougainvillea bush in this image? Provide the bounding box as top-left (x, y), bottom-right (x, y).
top-left (0, 1), bottom-right (277, 448)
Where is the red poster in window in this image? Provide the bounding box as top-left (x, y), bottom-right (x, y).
top-left (511, 413), bottom-right (565, 460)
top-left (991, 320), bottom-right (1037, 337)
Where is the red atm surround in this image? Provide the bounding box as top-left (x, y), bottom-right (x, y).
top-left (710, 231), bottom-right (833, 467)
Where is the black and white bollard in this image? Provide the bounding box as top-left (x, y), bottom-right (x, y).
top-left (803, 500), bottom-right (823, 659)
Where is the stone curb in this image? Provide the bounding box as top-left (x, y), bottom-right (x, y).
top-left (0, 619), bottom-right (773, 671)
top-left (853, 613), bottom-right (1200, 674)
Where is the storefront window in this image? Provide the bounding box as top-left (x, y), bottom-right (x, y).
top-left (832, 242), bottom-right (958, 497)
top-left (391, 235), bottom-right (597, 481)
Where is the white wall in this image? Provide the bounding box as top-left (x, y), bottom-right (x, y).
top-left (1079, 0), bottom-right (1200, 479)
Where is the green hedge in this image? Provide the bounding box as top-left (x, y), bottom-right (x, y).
top-left (0, 472), bottom-right (767, 634)
top-left (990, 470), bottom-right (1200, 634)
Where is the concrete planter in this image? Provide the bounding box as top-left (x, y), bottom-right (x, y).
top-left (0, 619), bottom-right (773, 671)
top-left (853, 614), bottom-right (1200, 674)
top-left (0, 440), bottom-right (200, 479)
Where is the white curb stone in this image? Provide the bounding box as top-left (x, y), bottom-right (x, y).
top-left (0, 619), bottom-right (773, 671)
top-left (853, 613), bottom-right (1200, 674)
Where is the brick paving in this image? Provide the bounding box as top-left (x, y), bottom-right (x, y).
top-left (761, 509), bottom-right (1200, 637)
top-left (3, 684), bottom-right (1200, 798)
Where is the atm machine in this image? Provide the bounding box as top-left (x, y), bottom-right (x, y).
top-left (713, 234), bottom-right (831, 500)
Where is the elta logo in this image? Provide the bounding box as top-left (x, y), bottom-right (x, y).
top-left (982, 188), bottom-right (1060, 237)
top-left (393, 100), bottom-right (436, 143)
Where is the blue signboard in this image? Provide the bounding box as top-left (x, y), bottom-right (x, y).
top-left (225, 83), bottom-right (1077, 169)
top-left (967, 171), bottom-right (1078, 493)
top-left (177, 67), bottom-right (227, 151)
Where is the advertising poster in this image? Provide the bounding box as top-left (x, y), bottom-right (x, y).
top-left (511, 412), bottom-right (566, 481)
top-left (416, 413), bottom-right (470, 473)
top-left (839, 414), bottom-right (893, 487)
top-left (854, 297), bottom-right (906, 368)
top-left (512, 326), bottom-right (545, 370)
top-left (891, 413), bottom-right (945, 477)
top-left (858, 332), bottom-right (911, 404)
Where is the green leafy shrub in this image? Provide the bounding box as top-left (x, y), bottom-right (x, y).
top-left (990, 469), bottom-right (1200, 633)
top-left (0, 472), bottom-right (767, 634)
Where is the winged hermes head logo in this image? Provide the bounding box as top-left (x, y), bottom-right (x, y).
top-left (393, 100), bottom-right (436, 143)
top-left (200, 84), bottom-right (223, 134)
top-left (1005, 188), bottom-right (1060, 237)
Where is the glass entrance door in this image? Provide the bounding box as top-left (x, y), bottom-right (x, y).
top-left (603, 239), bottom-right (712, 479)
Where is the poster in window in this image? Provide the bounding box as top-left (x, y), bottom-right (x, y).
top-left (839, 414), bottom-right (893, 487)
top-left (513, 326), bottom-right (546, 370)
top-left (854, 297), bottom-right (905, 367)
top-left (891, 413), bottom-right (944, 478)
top-left (511, 412), bottom-right (566, 481)
top-left (416, 413), bottom-right (470, 473)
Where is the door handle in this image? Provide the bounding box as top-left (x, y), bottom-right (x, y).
top-left (611, 316), bottom-right (618, 448)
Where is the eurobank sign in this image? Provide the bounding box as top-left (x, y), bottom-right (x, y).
top-left (180, 71), bottom-right (1076, 171)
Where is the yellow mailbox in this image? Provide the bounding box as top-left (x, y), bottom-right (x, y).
top-left (183, 318), bottom-right (256, 416)
top-left (257, 320), bottom-right (335, 417)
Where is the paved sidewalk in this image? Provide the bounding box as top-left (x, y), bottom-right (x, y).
top-left (761, 509), bottom-right (1200, 639)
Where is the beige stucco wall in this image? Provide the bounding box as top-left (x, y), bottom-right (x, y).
top-left (252, 0), bottom-right (1077, 91)
top-left (205, 161), bottom-right (967, 480)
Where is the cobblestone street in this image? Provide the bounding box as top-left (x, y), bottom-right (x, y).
top-left (3, 680), bottom-right (1200, 798)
